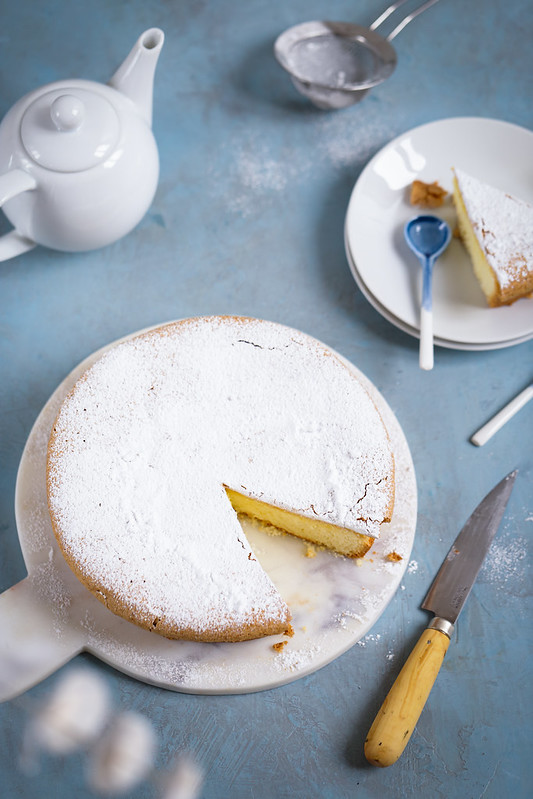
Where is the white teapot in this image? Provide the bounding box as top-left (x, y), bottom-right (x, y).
top-left (0, 28), bottom-right (164, 261)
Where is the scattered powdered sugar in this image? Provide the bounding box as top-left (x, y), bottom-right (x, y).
top-left (220, 116), bottom-right (394, 218)
top-left (356, 632), bottom-right (395, 664)
top-left (316, 115), bottom-right (394, 169)
top-left (180, 660), bottom-right (249, 689)
top-left (237, 152), bottom-right (289, 193)
top-left (333, 609), bottom-right (366, 629)
top-left (454, 168), bottom-right (533, 287)
top-left (81, 613), bottom-right (193, 687)
top-left (480, 534), bottom-right (528, 588)
top-left (357, 632), bottom-right (380, 647)
top-left (21, 505), bottom-right (50, 554)
top-left (331, 582), bottom-right (391, 631)
top-left (28, 561), bottom-right (72, 634)
top-left (47, 317), bottom-right (394, 642)
top-left (272, 643), bottom-right (321, 672)
top-left (222, 140), bottom-right (298, 217)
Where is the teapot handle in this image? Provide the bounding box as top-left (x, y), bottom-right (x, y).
top-left (0, 169), bottom-right (37, 262)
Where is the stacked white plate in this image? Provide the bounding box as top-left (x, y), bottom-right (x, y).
top-left (344, 117), bottom-right (533, 351)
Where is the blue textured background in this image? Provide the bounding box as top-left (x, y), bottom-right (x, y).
top-left (0, 1), bottom-right (532, 797)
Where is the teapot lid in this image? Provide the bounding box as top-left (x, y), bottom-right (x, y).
top-left (21, 88), bottom-right (120, 172)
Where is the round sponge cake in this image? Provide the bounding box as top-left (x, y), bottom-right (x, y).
top-left (47, 316), bottom-right (394, 642)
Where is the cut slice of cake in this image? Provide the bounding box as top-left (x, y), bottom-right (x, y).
top-left (47, 317), bottom-right (395, 643)
top-left (452, 168), bottom-right (533, 307)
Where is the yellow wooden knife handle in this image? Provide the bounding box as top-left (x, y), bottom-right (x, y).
top-left (364, 625), bottom-right (451, 767)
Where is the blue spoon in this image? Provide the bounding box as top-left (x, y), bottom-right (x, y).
top-left (404, 215), bottom-right (451, 370)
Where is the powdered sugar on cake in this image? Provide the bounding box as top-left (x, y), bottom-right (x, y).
top-left (453, 168), bottom-right (533, 288)
top-left (47, 317), bottom-right (394, 641)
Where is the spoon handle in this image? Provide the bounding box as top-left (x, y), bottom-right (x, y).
top-left (419, 257), bottom-right (434, 370)
top-left (419, 307), bottom-right (433, 370)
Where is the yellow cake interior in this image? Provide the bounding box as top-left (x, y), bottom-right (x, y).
top-left (452, 169), bottom-right (533, 306)
top-left (452, 176), bottom-right (499, 304)
top-left (225, 487), bottom-right (374, 558)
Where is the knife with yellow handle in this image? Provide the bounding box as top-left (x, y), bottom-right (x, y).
top-left (365, 469), bottom-right (517, 767)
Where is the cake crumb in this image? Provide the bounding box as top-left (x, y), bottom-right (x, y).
top-left (386, 551), bottom-right (403, 562)
top-left (355, 558), bottom-right (364, 567)
top-left (410, 179), bottom-right (447, 207)
top-left (285, 624), bottom-right (295, 638)
top-left (305, 544), bottom-right (316, 558)
top-left (272, 641), bottom-right (288, 652)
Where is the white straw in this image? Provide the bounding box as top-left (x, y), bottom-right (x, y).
top-left (471, 383), bottom-right (533, 446)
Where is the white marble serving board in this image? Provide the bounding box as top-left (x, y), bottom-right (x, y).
top-left (0, 324), bottom-right (417, 699)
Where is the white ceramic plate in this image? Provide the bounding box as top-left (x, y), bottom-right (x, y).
top-left (344, 117), bottom-right (533, 349)
top-left (1, 323), bottom-right (416, 698)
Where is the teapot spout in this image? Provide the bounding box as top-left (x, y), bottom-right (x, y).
top-left (109, 28), bottom-right (164, 127)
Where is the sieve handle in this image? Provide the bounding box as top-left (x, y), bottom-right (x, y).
top-left (0, 577), bottom-right (85, 702)
top-left (370, 0), bottom-right (442, 41)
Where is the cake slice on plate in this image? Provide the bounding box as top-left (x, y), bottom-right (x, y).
top-left (452, 168), bottom-right (533, 307)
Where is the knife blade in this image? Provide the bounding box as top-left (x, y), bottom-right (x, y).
top-left (364, 469), bottom-right (517, 768)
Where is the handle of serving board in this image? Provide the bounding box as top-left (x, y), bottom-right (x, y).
top-left (364, 624), bottom-right (451, 767)
top-left (0, 576), bottom-right (85, 702)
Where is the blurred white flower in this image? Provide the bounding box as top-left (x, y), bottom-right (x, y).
top-left (88, 711), bottom-right (156, 795)
top-left (20, 666), bottom-right (204, 798)
top-left (25, 667), bottom-right (111, 760)
top-left (162, 753), bottom-right (204, 799)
